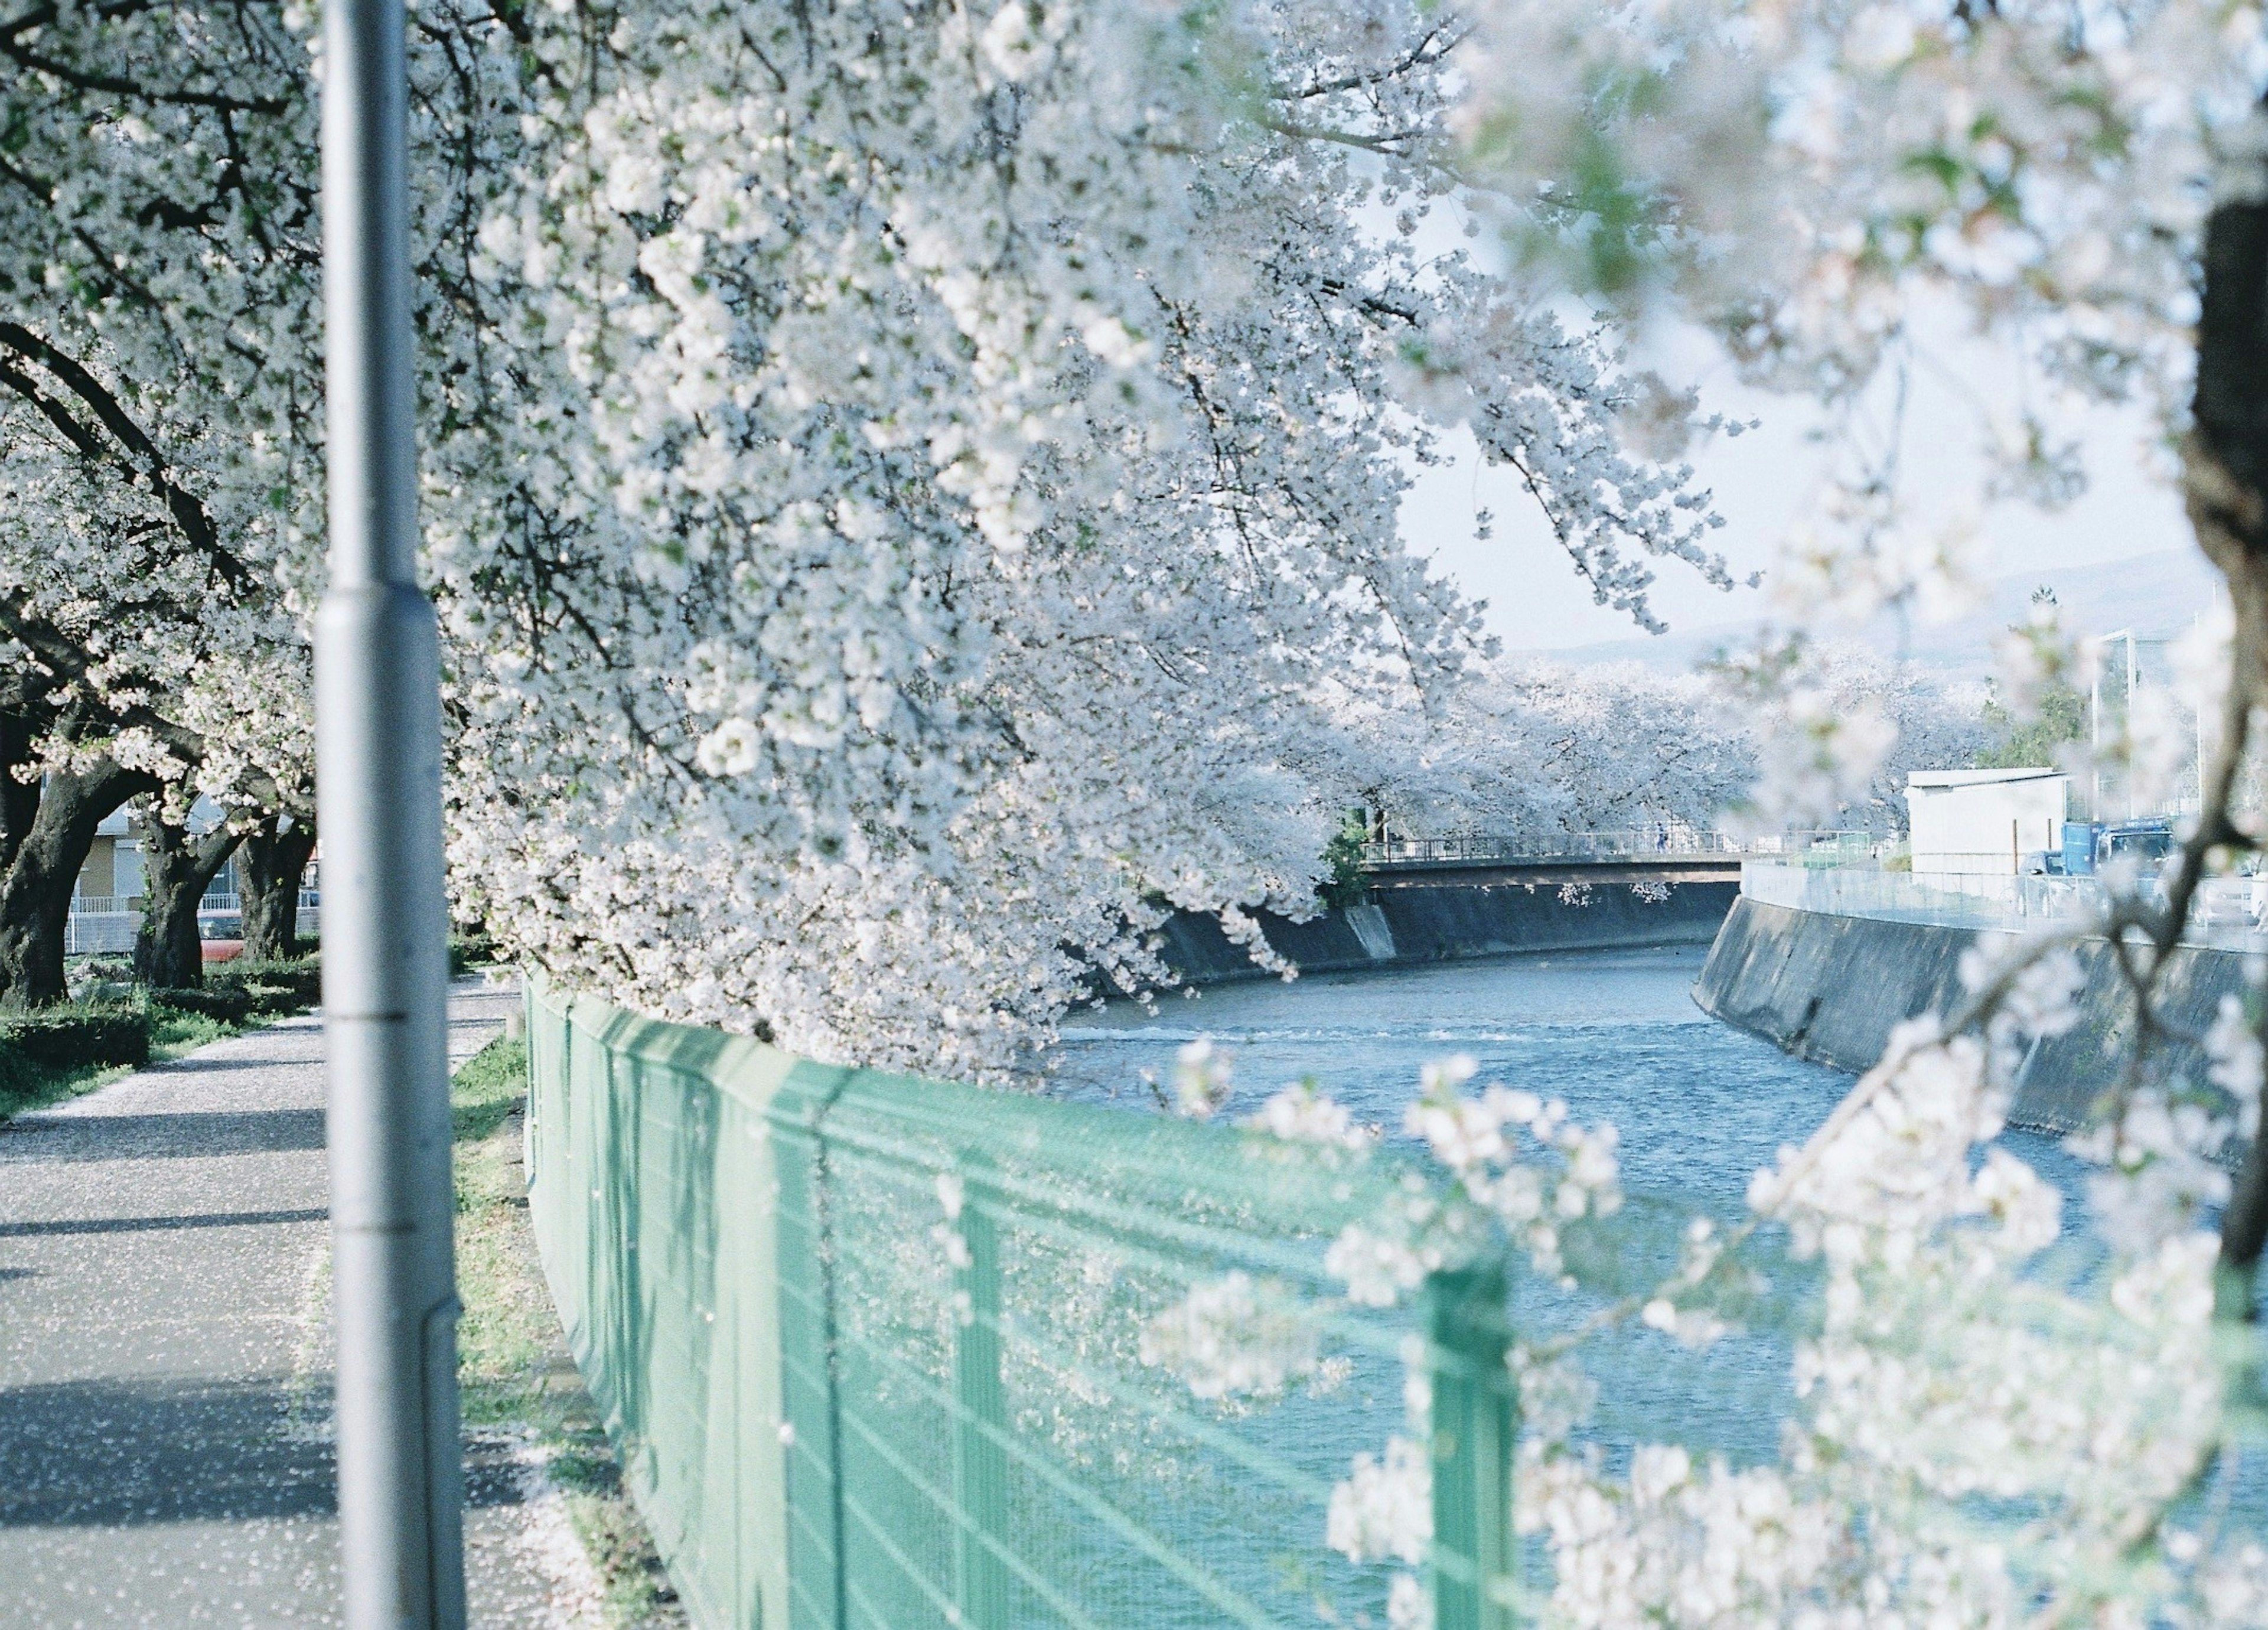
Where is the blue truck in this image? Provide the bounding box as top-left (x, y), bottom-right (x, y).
top-left (2058, 819), bottom-right (2174, 876)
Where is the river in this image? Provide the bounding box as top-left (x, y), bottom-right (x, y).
top-left (1045, 944), bottom-right (2091, 1469)
top-left (1049, 944), bottom-right (2080, 1210)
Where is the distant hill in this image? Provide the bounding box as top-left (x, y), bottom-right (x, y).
top-left (1539, 547), bottom-right (2222, 676)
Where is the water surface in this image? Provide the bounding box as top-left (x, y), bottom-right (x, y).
top-left (1047, 945), bottom-right (2087, 1468)
top-left (1057, 945), bottom-right (1821, 1202)
top-left (1052, 944), bottom-right (2081, 1208)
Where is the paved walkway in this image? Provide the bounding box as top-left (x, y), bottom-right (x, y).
top-left (0, 980), bottom-right (591, 1627)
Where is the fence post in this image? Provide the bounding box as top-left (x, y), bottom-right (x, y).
top-left (767, 1069), bottom-right (853, 1630)
top-left (950, 1166), bottom-right (1011, 1630)
top-left (1426, 1262), bottom-right (1517, 1630)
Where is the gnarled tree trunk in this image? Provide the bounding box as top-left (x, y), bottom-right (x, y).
top-left (0, 755), bottom-right (158, 1008)
top-left (132, 812), bottom-right (242, 992)
top-left (2186, 190), bottom-right (2268, 1314)
top-left (239, 815), bottom-right (315, 963)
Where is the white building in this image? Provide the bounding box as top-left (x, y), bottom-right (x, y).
top-left (1905, 768), bottom-right (2068, 877)
top-left (74, 793), bottom-right (236, 905)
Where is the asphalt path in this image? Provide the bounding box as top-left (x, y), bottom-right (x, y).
top-left (0, 979), bottom-right (591, 1627)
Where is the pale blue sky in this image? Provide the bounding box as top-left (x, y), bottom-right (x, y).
top-left (1407, 321), bottom-right (2196, 653)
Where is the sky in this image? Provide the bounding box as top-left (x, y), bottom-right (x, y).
top-left (1403, 314), bottom-right (2198, 654)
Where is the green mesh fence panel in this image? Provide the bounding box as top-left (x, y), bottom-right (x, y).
top-left (524, 977), bottom-right (1520, 1630)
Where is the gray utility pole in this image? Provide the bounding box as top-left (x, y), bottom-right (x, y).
top-left (2090, 628), bottom-right (2139, 823)
top-left (315, 0), bottom-right (467, 1621)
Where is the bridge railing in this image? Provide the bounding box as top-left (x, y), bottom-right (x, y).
top-left (524, 977), bottom-right (1520, 1630)
top-left (1363, 828), bottom-right (1877, 868)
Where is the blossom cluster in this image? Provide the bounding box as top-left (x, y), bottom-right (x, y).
top-left (1136, 1270), bottom-right (1319, 1403)
top-left (1308, 1056), bottom-right (1625, 1318)
top-left (1243, 1081), bottom-right (1371, 1151)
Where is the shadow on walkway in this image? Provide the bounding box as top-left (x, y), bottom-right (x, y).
top-left (0, 1208), bottom-right (328, 1240)
top-left (0, 1107), bottom-right (325, 1163)
top-left (0, 1377), bottom-right (333, 1528)
top-left (0, 1374), bottom-right (538, 1530)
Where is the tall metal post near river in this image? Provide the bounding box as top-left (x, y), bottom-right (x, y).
top-left (315, 0), bottom-right (468, 1620)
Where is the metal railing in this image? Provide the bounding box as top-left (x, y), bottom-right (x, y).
top-left (1363, 828), bottom-right (1880, 868)
top-left (1741, 860), bottom-right (2268, 951)
top-left (197, 889), bottom-right (322, 913)
top-left (62, 890), bottom-right (324, 956)
top-left (61, 912), bottom-right (139, 956)
top-left (66, 888), bottom-right (320, 916)
top-left (524, 977), bottom-right (1517, 1630)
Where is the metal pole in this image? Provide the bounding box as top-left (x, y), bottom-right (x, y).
top-left (2113, 630), bottom-right (2132, 820)
top-left (2090, 628), bottom-right (2135, 826)
top-left (2197, 614), bottom-right (2210, 814)
top-left (2090, 648), bottom-right (2101, 822)
top-left (315, 0), bottom-right (467, 1622)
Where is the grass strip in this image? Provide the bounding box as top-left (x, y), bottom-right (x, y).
top-left (451, 1033), bottom-right (684, 1627)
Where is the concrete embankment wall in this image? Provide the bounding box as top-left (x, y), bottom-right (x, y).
top-left (1696, 895), bottom-right (2249, 1132)
top-left (1161, 873), bottom-right (1738, 984)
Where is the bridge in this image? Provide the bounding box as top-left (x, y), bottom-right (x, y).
top-left (1154, 830), bottom-right (1877, 983)
top-left (1354, 828), bottom-right (1873, 898)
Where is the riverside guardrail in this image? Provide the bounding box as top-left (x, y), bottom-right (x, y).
top-left (1739, 859), bottom-right (2268, 949)
top-left (524, 978), bottom-right (1520, 1630)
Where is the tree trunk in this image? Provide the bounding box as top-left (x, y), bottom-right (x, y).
top-left (0, 709), bottom-right (44, 877)
top-left (0, 759), bottom-right (157, 1008)
top-left (2188, 191), bottom-right (2268, 1312)
top-left (132, 813), bottom-right (242, 992)
top-left (239, 816), bottom-right (315, 963)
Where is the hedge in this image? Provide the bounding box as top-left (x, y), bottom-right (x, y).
top-left (151, 986), bottom-right (255, 1023)
top-left (206, 955), bottom-right (322, 1015)
top-left (0, 1008), bottom-right (152, 1070)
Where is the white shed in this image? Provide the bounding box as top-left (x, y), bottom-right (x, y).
top-left (1905, 768), bottom-right (2068, 876)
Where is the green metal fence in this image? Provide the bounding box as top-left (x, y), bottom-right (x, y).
top-left (524, 978), bottom-right (1517, 1630)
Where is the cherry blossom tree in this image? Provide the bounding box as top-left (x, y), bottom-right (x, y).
top-left (1448, 0), bottom-right (2268, 1233)
top-left (1319, 657), bottom-right (1757, 839)
top-left (422, 0), bottom-right (1738, 1074)
top-left (238, 813), bottom-right (318, 962)
top-left (0, 0), bottom-right (320, 1002)
top-left (1326, 645), bottom-right (1986, 843)
top-left (4, 0), bottom-right (1748, 1038)
top-left (1710, 637), bottom-right (1995, 832)
top-left (131, 799), bottom-right (242, 992)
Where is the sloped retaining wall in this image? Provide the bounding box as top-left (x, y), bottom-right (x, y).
top-left (1159, 875), bottom-right (1738, 984)
top-left (1695, 895), bottom-right (2249, 1131)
